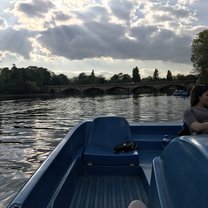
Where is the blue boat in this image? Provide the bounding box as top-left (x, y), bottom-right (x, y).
top-left (7, 116), bottom-right (208, 208)
top-left (173, 89), bottom-right (189, 96)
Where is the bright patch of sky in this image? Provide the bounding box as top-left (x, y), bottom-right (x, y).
top-left (0, 0), bottom-right (207, 78)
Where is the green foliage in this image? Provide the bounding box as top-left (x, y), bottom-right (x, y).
top-left (95, 76), bottom-right (106, 84)
top-left (91, 70), bottom-right (95, 78)
top-left (0, 65), bottom-right (69, 94)
top-left (166, 70), bottom-right (173, 80)
top-left (153, 69), bottom-right (159, 80)
top-left (174, 74), bottom-right (186, 80)
top-left (109, 73), bottom-right (131, 83)
top-left (0, 64), bottom-right (197, 95)
top-left (132, 66), bottom-right (141, 82)
top-left (71, 72), bottom-right (107, 84)
top-left (191, 29), bottom-right (208, 72)
top-left (0, 67), bottom-right (10, 83)
top-left (51, 74), bottom-right (69, 85)
top-left (197, 70), bottom-right (208, 84)
top-left (173, 74), bottom-right (197, 81)
top-left (142, 76), bottom-right (153, 81)
top-left (122, 74), bottom-right (131, 83)
top-left (109, 73), bottom-right (121, 83)
top-left (191, 29), bottom-right (208, 83)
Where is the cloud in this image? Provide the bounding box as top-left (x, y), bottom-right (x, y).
top-left (38, 21), bottom-right (126, 59)
top-left (12, 0), bottom-right (55, 30)
top-left (0, 27), bottom-right (32, 58)
top-left (193, 0), bottom-right (208, 25)
top-left (16, 0), bottom-right (54, 18)
top-left (37, 13), bottom-right (192, 63)
top-left (1, 0), bottom-right (207, 71)
top-left (108, 0), bottom-right (134, 21)
top-left (0, 17), bottom-right (7, 29)
top-left (53, 12), bottom-right (71, 22)
top-left (74, 5), bottom-right (109, 23)
top-left (132, 1), bottom-right (196, 30)
top-left (177, 0), bottom-right (198, 6)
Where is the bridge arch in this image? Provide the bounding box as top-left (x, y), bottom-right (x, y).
top-left (46, 80), bottom-right (195, 95)
top-left (63, 88), bottom-right (81, 95)
top-left (83, 88), bottom-right (105, 95)
top-left (132, 86), bottom-right (158, 94)
top-left (49, 88), bottom-right (55, 94)
top-left (106, 86), bottom-right (129, 94)
top-left (160, 84), bottom-right (188, 93)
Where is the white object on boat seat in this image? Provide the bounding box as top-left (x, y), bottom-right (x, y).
top-left (128, 200), bottom-right (147, 208)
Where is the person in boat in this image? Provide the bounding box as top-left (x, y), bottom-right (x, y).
top-left (183, 84), bottom-right (208, 135)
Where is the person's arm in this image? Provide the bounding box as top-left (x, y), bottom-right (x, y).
top-left (184, 108), bottom-right (208, 134)
top-left (191, 121), bottom-right (208, 133)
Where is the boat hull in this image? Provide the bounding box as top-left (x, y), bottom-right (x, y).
top-left (10, 116), bottom-right (208, 208)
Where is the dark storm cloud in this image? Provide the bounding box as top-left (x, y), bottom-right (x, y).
top-left (0, 27), bottom-right (32, 58)
top-left (17, 0), bottom-right (54, 17)
top-left (38, 20), bottom-right (191, 63)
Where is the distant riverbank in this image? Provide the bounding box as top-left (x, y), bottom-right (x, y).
top-left (0, 93), bottom-right (61, 101)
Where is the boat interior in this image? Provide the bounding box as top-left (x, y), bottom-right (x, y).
top-left (8, 116), bottom-right (208, 208)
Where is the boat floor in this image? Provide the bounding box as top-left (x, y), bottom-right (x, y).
top-left (69, 175), bottom-right (148, 208)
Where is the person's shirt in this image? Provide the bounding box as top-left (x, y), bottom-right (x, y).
top-left (183, 107), bottom-right (208, 134)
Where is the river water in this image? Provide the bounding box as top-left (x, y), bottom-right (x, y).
top-left (0, 94), bottom-right (189, 207)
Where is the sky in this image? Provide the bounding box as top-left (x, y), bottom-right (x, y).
top-left (0, 0), bottom-right (207, 79)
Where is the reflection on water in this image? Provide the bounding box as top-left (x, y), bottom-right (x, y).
top-left (0, 94), bottom-right (189, 207)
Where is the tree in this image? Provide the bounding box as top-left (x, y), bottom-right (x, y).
top-left (95, 76), bottom-right (106, 84)
top-left (76, 73), bottom-right (88, 84)
top-left (91, 70), bottom-right (95, 77)
top-left (191, 29), bottom-right (208, 72)
top-left (142, 76), bottom-right (153, 81)
top-left (110, 74), bottom-right (119, 83)
top-left (122, 74), bottom-right (131, 83)
top-left (89, 70), bottom-right (96, 83)
top-left (51, 74), bottom-right (69, 85)
top-left (0, 67), bottom-right (10, 83)
top-left (132, 66), bottom-right (141, 82)
top-left (175, 74), bottom-right (186, 80)
top-left (153, 69), bottom-right (159, 80)
top-left (191, 29), bottom-right (208, 83)
top-left (166, 70), bottom-right (173, 80)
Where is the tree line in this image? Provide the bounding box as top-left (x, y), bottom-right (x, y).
top-left (0, 65), bottom-right (196, 95)
top-left (0, 28), bottom-right (208, 95)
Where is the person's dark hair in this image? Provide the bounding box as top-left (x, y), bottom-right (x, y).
top-left (190, 84), bottom-right (208, 106)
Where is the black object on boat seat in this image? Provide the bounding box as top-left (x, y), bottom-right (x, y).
top-left (83, 116), bottom-right (139, 166)
top-left (114, 141), bottom-right (138, 153)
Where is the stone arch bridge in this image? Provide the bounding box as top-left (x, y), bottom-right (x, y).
top-left (46, 80), bottom-right (195, 95)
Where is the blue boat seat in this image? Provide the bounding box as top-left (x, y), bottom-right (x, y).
top-left (83, 116), bottom-right (139, 166)
top-left (148, 135), bottom-right (208, 208)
